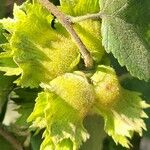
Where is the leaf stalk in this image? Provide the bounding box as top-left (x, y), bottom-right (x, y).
top-left (69, 12), bottom-right (103, 23)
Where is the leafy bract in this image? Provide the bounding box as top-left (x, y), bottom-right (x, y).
top-left (60, 0), bottom-right (99, 16)
top-left (60, 0), bottom-right (105, 62)
top-left (0, 24), bottom-right (6, 46)
top-left (121, 78), bottom-right (150, 138)
top-left (28, 91), bottom-right (89, 150)
top-left (100, 0), bottom-right (150, 81)
top-left (28, 73), bottom-right (96, 149)
top-left (0, 3), bottom-right (80, 88)
top-left (43, 73), bottom-right (95, 116)
top-left (91, 65), bottom-right (150, 148)
top-left (0, 43), bottom-right (21, 76)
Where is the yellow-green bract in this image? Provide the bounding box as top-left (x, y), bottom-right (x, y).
top-left (91, 65), bottom-right (150, 148)
top-left (28, 73), bottom-right (95, 150)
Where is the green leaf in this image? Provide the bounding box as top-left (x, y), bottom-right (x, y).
top-left (60, 0), bottom-right (105, 62)
top-left (91, 65), bottom-right (150, 148)
top-left (121, 78), bottom-right (150, 101)
top-left (0, 0), bottom-right (6, 19)
top-left (30, 132), bottom-right (42, 150)
top-left (0, 135), bottom-right (14, 150)
top-left (10, 88), bottom-right (39, 126)
top-left (0, 3), bottom-right (80, 88)
top-left (103, 136), bottom-right (126, 150)
top-left (100, 0), bottom-right (150, 81)
top-left (0, 72), bottom-right (16, 120)
top-left (50, 0), bottom-right (60, 5)
top-left (80, 115), bottom-right (105, 150)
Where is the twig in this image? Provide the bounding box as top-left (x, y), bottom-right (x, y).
top-left (70, 12), bottom-right (103, 23)
top-left (39, 0), bottom-right (93, 68)
top-left (0, 123), bottom-right (23, 150)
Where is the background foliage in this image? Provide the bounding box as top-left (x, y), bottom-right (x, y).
top-left (0, 0), bottom-right (150, 150)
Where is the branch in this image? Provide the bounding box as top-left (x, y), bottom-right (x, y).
top-left (39, 0), bottom-right (93, 68)
top-left (0, 123), bottom-right (23, 150)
